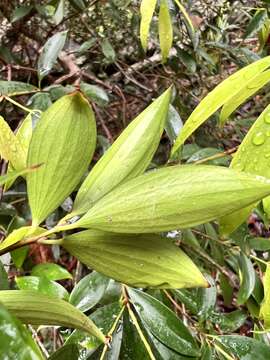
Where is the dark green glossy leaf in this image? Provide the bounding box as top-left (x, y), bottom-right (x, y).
top-left (197, 275), bottom-right (216, 319)
top-left (244, 9), bottom-right (268, 39)
top-left (248, 237), bottom-right (270, 251)
top-left (128, 288), bottom-right (200, 357)
top-left (237, 254), bottom-right (256, 305)
top-left (0, 260), bottom-right (9, 290)
top-left (0, 81), bottom-right (38, 96)
top-left (0, 304), bottom-right (44, 360)
top-left (101, 39), bottom-right (116, 63)
top-left (11, 247), bottom-right (29, 268)
top-left (38, 31), bottom-right (68, 81)
top-left (80, 83), bottom-right (109, 107)
top-left (217, 335), bottom-right (270, 360)
top-left (165, 105), bottom-right (183, 143)
top-left (31, 263), bottom-right (72, 281)
top-left (48, 344), bottom-right (79, 360)
top-left (28, 92), bottom-right (52, 111)
top-left (62, 230), bottom-right (207, 289)
top-left (209, 310), bottom-right (247, 333)
top-left (69, 271), bottom-right (110, 312)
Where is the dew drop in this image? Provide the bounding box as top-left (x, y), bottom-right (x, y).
top-left (265, 153), bottom-right (270, 159)
top-left (252, 132), bottom-right (265, 145)
top-left (265, 113), bottom-right (270, 124)
top-left (266, 130), bottom-right (270, 137)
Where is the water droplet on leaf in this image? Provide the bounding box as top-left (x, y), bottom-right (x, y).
top-left (252, 132), bottom-right (265, 146)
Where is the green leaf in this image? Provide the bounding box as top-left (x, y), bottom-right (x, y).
top-left (0, 80), bottom-right (38, 96)
top-left (219, 69), bottom-right (270, 124)
top-left (11, 5), bottom-right (33, 22)
top-left (54, 0), bottom-right (65, 25)
top-left (237, 254), bottom-right (256, 305)
top-left (244, 9), bottom-right (268, 39)
top-left (68, 0), bottom-right (86, 11)
top-left (165, 105), bottom-right (183, 143)
top-left (38, 31), bottom-right (68, 81)
top-left (71, 87), bottom-right (171, 217)
top-left (0, 290), bottom-right (105, 343)
top-left (0, 304), bottom-right (44, 360)
top-left (62, 230), bottom-right (207, 289)
top-left (260, 263), bottom-right (270, 327)
top-left (216, 335), bottom-right (270, 359)
top-left (48, 344), bottom-right (79, 360)
top-left (0, 116), bottom-right (27, 170)
top-left (15, 276), bottom-right (69, 300)
top-left (80, 82), bottom-right (109, 107)
top-left (71, 165), bottom-right (270, 233)
top-left (197, 274), bottom-right (216, 319)
top-left (171, 56), bottom-right (270, 155)
top-left (248, 237), bottom-right (270, 251)
top-left (27, 92), bottom-right (96, 225)
top-left (0, 260), bottom-right (9, 290)
top-left (0, 167), bottom-right (38, 187)
top-left (140, 0), bottom-right (157, 50)
top-left (31, 263), bottom-right (72, 281)
top-left (11, 247), bottom-right (29, 269)
top-left (128, 288), bottom-right (200, 357)
top-left (220, 104), bottom-right (270, 234)
top-left (66, 302), bottom-right (122, 353)
top-left (100, 39), bottom-right (116, 63)
top-left (159, 0), bottom-right (173, 62)
top-left (28, 92), bottom-right (52, 111)
top-left (0, 226), bottom-right (45, 252)
top-left (209, 310), bottom-right (247, 333)
top-left (174, 0), bottom-right (194, 35)
top-left (69, 271), bottom-right (110, 312)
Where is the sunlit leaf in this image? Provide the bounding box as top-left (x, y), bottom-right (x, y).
top-left (31, 263), bottom-right (72, 281)
top-left (69, 165), bottom-right (270, 234)
top-left (62, 230), bottom-right (207, 289)
top-left (70, 87), bottom-right (171, 217)
top-left (140, 0), bottom-right (157, 50)
top-left (27, 92), bottom-right (96, 225)
top-left (171, 56), bottom-right (270, 155)
top-left (159, 0), bottom-right (173, 62)
top-left (260, 263), bottom-right (270, 328)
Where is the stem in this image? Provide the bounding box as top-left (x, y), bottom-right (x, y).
top-left (193, 147), bottom-right (238, 165)
top-left (4, 96), bottom-right (33, 113)
top-left (122, 286), bottom-right (156, 360)
top-left (99, 304), bottom-right (125, 360)
top-left (214, 343), bottom-right (236, 360)
top-left (250, 254), bottom-right (268, 266)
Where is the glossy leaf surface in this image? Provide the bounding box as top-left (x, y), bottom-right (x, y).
top-left (0, 80), bottom-right (38, 96)
top-left (70, 271), bottom-right (110, 312)
top-left (31, 263), bottom-right (72, 281)
top-left (0, 304), bottom-right (44, 360)
top-left (63, 230), bottom-right (207, 289)
top-left (72, 87), bottom-right (170, 216)
top-left (237, 254), bottom-right (255, 305)
top-left (128, 288), bottom-right (200, 357)
top-left (38, 31), bottom-right (67, 80)
top-left (171, 56), bottom-right (270, 155)
top-left (0, 290), bottom-right (105, 342)
top-left (27, 92), bottom-right (96, 225)
top-left (74, 165), bottom-right (270, 233)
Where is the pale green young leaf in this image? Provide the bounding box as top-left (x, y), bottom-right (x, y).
top-left (0, 226), bottom-right (45, 252)
top-left (62, 230), bottom-right (207, 289)
top-left (38, 31), bottom-right (67, 81)
top-left (220, 104), bottom-right (270, 234)
top-left (69, 165), bottom-right (270, 234)
top-left (140, 0), bottom-right (157, 50)
top-left (31, 263), bottom-right (72, 281)
top-left (171, 56), bottom-right (270, 155)
top-left (0, 290), bottom-right (105, 343)
top-left (220, 69), bottom-right (270, 124)
top-left (159, 0), bottom-right (173, 62)
top-left (0, 81), bottom-right (38, 96)
top-left (70, 87), bottom-right (171, 217)
top-left (27, 92), bottom-right (96, 226)
top-left (0, 167), bottom-right (38, 187)
top-left (0, 116), bottom-right (26, 170)
top-left (260, 263), bottom-right (270, 328)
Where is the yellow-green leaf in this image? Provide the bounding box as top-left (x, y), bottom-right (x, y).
top-left (171, 56), bottom-right (270, 156)
top-left (174, 0), bottom-right (194, 34)
top-left (220, 104), bottom-right (270, 234)
top-left (62, 230), bottom-right (207, 289)
top-left (0, 290), bottom-right (105, 343)
top-left (27, 92), bottom-right (96, 226)
top-left (70, 87), bottom-right (171, 217)
top-left (260, 263), bottom-right (270, 328)
top-left (140, 0), bottom-right (157, 50)
top-left (0, 166), bottom-right (39, 188)
top-left (220, 69), bottom-right (270, 125)
top-left (0, 116), bottom-right (26, 170)
top-left (65, 165), bottom-right (270, 234)
top-left (0, 226), bottom-right (45, 252)
top-left (159, 0), bottom-right (173, 62)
